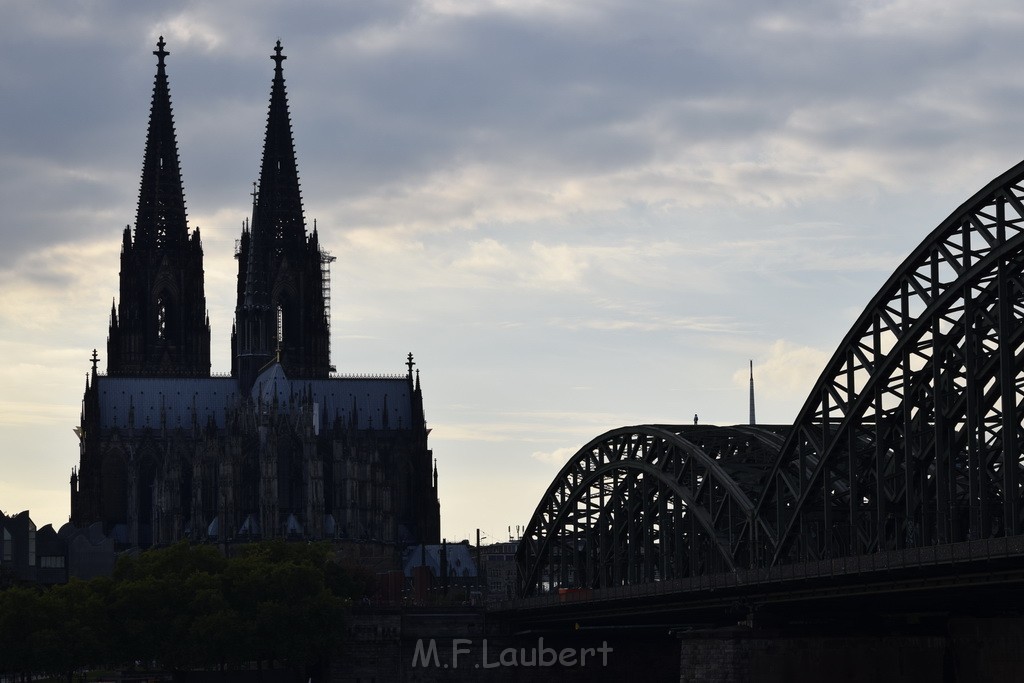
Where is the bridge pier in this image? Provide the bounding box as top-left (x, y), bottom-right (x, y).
top-left (677, 618), bottom-right (1024, 683)
top-left (677, 628), bottom-right (947, 683)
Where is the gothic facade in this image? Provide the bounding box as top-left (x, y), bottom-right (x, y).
top-left (70, 39), bottom-right (441, 548)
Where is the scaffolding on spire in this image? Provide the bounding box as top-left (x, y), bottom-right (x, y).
top-left (321, 247), bottom-right (336, 367)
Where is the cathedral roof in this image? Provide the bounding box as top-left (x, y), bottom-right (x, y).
top-left (93, 374), bottom-right (415, 431)
top-left (252, 361), bottom-right (290, 405)
top-left (95, 376), bottom-right (240, 430)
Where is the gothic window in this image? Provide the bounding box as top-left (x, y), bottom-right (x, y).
top-left (102, 451), bottom-right (128, 525)
top-left (157, 295), bottom-right (168, 340)
top-left (276, 304), bottom-right (284, 344)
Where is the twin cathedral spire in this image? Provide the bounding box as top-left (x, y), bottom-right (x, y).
top-left (107, 38), bottom-right (331, 388)
top-left (75, 40), bottom-right (440, 548)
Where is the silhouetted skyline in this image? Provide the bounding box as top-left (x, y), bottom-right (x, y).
top-left (3, 2), bottom-right (1024, 541)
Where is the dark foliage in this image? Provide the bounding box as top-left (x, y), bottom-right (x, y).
top-left (0, 540), bottom-right (370, 677)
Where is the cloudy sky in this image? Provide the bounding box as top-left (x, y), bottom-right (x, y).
top-left (3, 0), bottom-right (1024, 543)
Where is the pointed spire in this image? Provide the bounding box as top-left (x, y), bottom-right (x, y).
top-left (107, 37), bottom-right (210, 377)
top-left (134, 36), bottom-right (189, 249)
top-left (234, 40), bottom-right (330, 388)
top-left (245, 39), bottom-right (306, 306)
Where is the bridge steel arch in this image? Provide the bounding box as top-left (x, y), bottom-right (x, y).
top-left (517, 159), bottom-right (1024, 597)
top-left (516, 425), bottom-right (783, 597)
top-left (752, 160), bottom-right (1024, 566)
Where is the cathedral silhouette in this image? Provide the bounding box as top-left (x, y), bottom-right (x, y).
top-left (69, 39), bottom-right (441, 548)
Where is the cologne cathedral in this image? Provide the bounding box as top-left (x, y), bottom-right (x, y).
top-left (69, 39), bottom-right (441, 548)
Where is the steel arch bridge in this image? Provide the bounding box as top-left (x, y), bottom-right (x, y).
top-left (517, 159), bottom-right (1024, 597)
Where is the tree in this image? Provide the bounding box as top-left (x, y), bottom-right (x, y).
top-left (223, 541), bottom-right (347, 670)
top-left (0, 540), bottom-right (361, 676)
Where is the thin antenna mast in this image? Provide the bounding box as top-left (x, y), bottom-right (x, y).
top-left (748, 360), bottom-right (756, 426)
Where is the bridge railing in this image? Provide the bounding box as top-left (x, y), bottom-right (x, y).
top-left (506, 534), bottom-right (1024, 610)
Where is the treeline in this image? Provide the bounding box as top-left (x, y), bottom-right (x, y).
top-left (0, 540), bottom-right (373, 678)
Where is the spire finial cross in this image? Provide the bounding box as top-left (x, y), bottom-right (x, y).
top-left (271, 40), bottom-right (286, 73)
top-left (406, 352), bottom-right (415, 377)
top-left (90, 349), bottom-right (100, 375)
top-left (154, 36), bottom-right (169, 68)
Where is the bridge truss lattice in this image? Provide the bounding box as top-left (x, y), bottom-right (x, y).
top-left (518, 160), bottom-right (1024, 597)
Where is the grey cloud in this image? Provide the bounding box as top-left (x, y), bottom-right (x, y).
top-left (6, 0), bottom-right (1021, 263)
top-left (4, 1), bottom-right (1024, 318)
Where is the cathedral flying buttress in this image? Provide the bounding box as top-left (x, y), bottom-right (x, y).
top-left (70, 39), bottom-right (441, 550)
